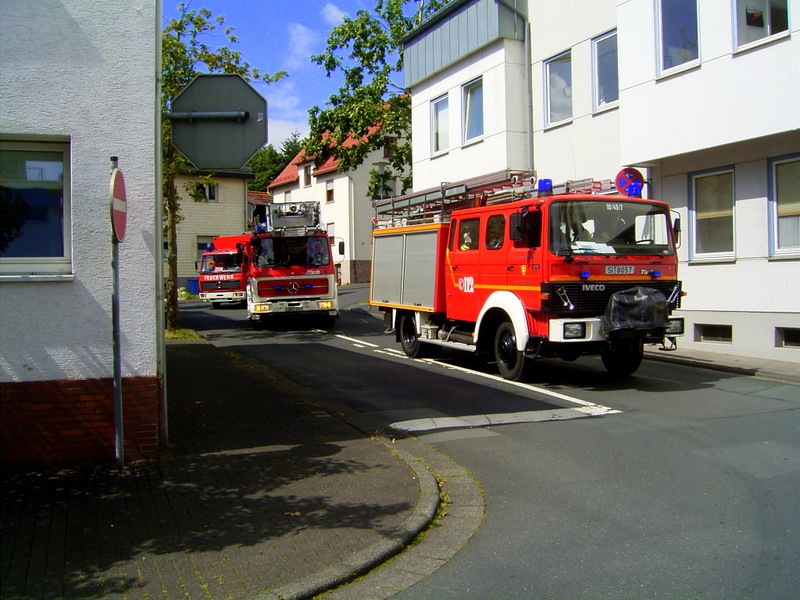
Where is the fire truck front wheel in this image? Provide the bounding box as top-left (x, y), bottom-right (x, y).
top-left (601, 338), bottom-right (644, 377)
top-left (495, 321), bottom-right (527, 381)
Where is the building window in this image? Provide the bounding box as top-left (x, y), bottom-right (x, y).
top-left (284, 190), bottom-right (291, 203)
top-left (691, 169), bottom-right (734, 258)
top-left (193, 182), bottom-right (217, 202)
top-left (776, 327), bottom-right (800, 348)
top-left (303, 165), bottom-right (312, 187)
top-left (383, 136), bottom-right (395, 158)
top-left (658, 0), bottom-right (699, 73)
top-left (593, 31), bottom-right (619, 111)
top-left (163, 241), bottom-right (169, 260)
top-left (0, 140), bottom-right (71, 276)
top-left (431, 94), bottom-right (449, 154)
top-left (545, 51), bottom-right (572, 127)
top-left (463, 77), bottom-right (484, 143)
top-left (770, 156), bottom-right (800, 254)
top-left (696, 324), bottom-right (733, 343)
top-left (326, 179), bottom-right (334, 203)
top-left (736, 0), bottom-right (789, 48)
top-left (197, 236), bottom-right (213, 260)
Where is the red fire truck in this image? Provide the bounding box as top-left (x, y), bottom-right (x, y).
top-left (370, 171), bottom-right (684, 380)
top-left (245, 201), bottom-right (341, 328)
top-left (198, 234), bottom-right (251, 307)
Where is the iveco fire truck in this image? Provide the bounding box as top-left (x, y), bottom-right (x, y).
top-left (369, 171), bottom-right (684, 380)
top-left (198, 234), bottom-right (251, 307)
top-left (245, 201), bottom-right (341, 328)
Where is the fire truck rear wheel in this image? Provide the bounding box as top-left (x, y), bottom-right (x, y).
top-left (399, 313), bottom-right (439, 359)
top-left (601, 338), bottom-right (644, 376)
top-left (494, 321), bottom-right (527, 381)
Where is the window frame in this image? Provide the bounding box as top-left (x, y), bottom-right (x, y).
top-left (431, 93), bottom-right (449, 155)
top-left (733, 0), bottom-right (790, 51)
top-left (592, 30), bottom-right (619, 113)
top-left (689, 167), bottom-right (736, 262)
top-left (768, 153), bottom-right (800, 257)
top-left (0, 138), bottom-right (72, 278)
top-left (544, 50), bottom-right (573, 128)
top-left (656, 0), bottom-right (700, 77)
top-left (462, 77), bottom-right (484, 145)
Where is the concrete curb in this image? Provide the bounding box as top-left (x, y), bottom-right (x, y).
top-left (254, 440), bottom-right (442, 600)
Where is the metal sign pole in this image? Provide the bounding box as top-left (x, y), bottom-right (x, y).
top-left (112, 233), bottom-right (124, 468)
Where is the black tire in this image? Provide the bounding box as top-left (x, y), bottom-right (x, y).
top-left (601, 338), bottom-right (643, 376)
top-left (211, 301), bottom-right (221, 309)
top-left (399, 313), bottom-right (424, 358)
top-left (494, 321), bottom-right (527, 381)
top-left (318, 314), bottom-right (336, 329)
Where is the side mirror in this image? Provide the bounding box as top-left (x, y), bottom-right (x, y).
top-left (672, 216), bottom-right (682, 247)
top-left (509, 213), bottom-right (523, 242)
top-left (338, 240), bottom-right (345, 255)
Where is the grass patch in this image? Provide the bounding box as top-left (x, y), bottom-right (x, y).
top-left (165, 328), bottom-right (200, 339)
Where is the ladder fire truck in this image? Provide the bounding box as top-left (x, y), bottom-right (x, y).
top-left (245, 201), bottom-right (342, 328)
top-left (369, 170), bottom-right (684, 380)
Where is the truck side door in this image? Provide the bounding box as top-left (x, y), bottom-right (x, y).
top-left (446, 217), bottom-right (482, 321)
top-left (508, 207), bottom-right (544, 311)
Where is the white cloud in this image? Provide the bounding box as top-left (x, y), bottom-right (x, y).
top-left (285, 23), bottom-right (318, 70)
top-left (322, 3), bottom-right (348, 26)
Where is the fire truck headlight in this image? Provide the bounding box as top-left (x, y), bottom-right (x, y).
top-left (563, 322), bottom-right (586, 339)
top-left (318, 301), bottom-right (333, 310)
top-left (666, 318), bottom-right (684, 335)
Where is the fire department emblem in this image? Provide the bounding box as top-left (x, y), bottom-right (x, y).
top-left (287, 281), bottom-right (300, 294)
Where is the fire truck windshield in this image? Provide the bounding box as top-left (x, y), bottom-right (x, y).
top-left (549, 200), bottom-right (675, 256)
top-left (256, 236), bottom-right (330, 267)
top-left (202, 254), bottom-right (241, 273)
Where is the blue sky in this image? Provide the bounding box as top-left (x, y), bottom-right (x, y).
top-left (163, 0), bottom-right (380, 150)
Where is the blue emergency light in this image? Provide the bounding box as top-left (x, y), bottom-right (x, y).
top-left (537, 179), bottom-right (553, 197)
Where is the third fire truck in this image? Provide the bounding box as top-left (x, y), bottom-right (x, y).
top-left (245, 201), bottom-right (342, 328)
top-left (370, 171), bottom-right (684, 380)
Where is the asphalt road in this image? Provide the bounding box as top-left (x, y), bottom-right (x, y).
top-left (179, 293), bottom-right (800, 599)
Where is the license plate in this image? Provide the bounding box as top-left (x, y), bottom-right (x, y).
top-left (286, 306), bottom-right (302, 312)
top-left (605, 265), bottom-right (634, 275)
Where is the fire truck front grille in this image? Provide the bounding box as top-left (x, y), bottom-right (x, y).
top-left (257, 278), bottom-right (329, 298)
top-left (200, 279), bottom-right (241, 292)
top-left (542, 280), bottom-right (682, 314)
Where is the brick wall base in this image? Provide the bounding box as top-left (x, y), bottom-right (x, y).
top-left (1, 376), bottom-right (161, 468)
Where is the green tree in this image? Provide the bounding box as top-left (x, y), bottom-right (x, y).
top-left (248, 131), bottom-right (304, 192)
top-left (305, 0), bottom-right (445, 198)
top-left (162, 4), bottom-right (285, 331)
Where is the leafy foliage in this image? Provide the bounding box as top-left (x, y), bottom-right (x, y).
top-left (305, 0), bottom-right (446, 197)
top-left (248, 131), bottom-right (304, 192)
top-left (161, 4), bottom-right (285, 330)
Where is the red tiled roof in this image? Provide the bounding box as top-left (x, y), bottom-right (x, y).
top-left (268, 126), bottom-right (382, 189)
top-left (247, 190), bottom-right (273, 205)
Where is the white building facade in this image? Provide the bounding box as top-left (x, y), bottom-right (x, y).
top-left (270, 147), bottom-right (398, 284)
top-left (0, 1), bottom-right (162, 466)
top-left (404, 0), bottom-right (800, 363)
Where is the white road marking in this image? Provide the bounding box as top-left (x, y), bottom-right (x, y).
top-left (392, 405), bottom-right (620, 433)
top-left (332, 334), bottom-right (622, 433)
top-left (334, 334), bottom-right (380, 348)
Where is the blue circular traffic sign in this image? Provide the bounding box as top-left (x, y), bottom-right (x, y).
top-left (615, 168), bottom-right (645, 197)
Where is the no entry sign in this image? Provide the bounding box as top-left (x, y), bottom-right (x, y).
top-left (615, 168), bottom-right (645, 197)
top-left (110, 168), bottom-right (127, 242)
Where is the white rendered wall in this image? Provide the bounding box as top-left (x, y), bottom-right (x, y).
top-left (618, 0), bottom-right (800, 166)
top-left (0, 1), bottom-right (158, 382)
top-left (410, 38), bottom-right (530, 190)
top-left (530, 0), bottom-right (621, 183)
